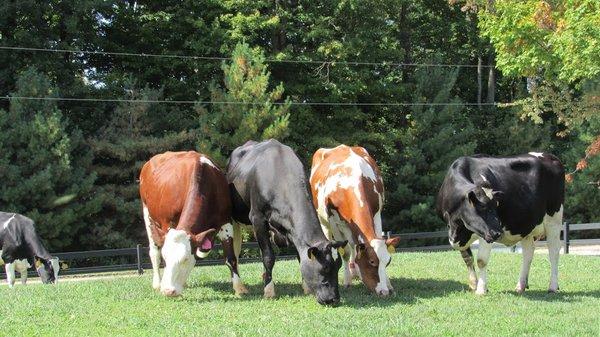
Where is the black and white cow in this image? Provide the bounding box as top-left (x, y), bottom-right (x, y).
top-left (0, 212), bottom-right (59, 287)
top-left (227, 139), bottom-right (346, 305)
top-left (436, 152), bottom-right (564, 294)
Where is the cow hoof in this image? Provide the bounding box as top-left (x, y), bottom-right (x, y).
top-left (264, 282), bottom-right (276, 299)
top-left (234, 283), bottom-right (249, 296)
top-left (547, 287), bottom-right (559, 294)
top-left (376, 289), bottom-right (390, 297)
top-left (161, 288), bottom-right (180, 297)
top-left (515, 287), bottom-right (526, 294)
top-left (475, 288), bottom-right (487, 296)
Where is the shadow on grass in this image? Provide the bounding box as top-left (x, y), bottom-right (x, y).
top-left (197, 277), bottom-right (467, 308)
top-left (501, 289), bottom-right (600, 302)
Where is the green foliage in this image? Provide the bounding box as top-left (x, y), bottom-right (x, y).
top-left (479, 0), bottom-right (600, 84)
top-left (197, 42), bottom-right (290, 165)
top-left (386, 64), bottom-right (477, 232)
top-left (0, 68), bottom-right (100, 250)
top-left (87, 86), bottom-right (196, 249)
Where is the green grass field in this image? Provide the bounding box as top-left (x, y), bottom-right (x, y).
top-left (2, 251), bottom-right (600, 336)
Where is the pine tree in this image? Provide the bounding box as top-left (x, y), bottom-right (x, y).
top-left (197, 42), bottom-right (290, 165)
top-left (87, 85), bottom-right (196, 249)
top-left (0, 68), bottom-right (100, 251)
top-left (385, 63), bottom-right (477, 232)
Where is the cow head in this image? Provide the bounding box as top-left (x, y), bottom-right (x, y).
top-left (36, 257), bottom-right (59, 284)
top-left (354, 237), bottom-right (400, 296)
top-left (446, 185), bottom-right (503, 246)
top-left (160, 228), bottom-right (215, 296)
top-left (300, 240), bottom-right (346, 306)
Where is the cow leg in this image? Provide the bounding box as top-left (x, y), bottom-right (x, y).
top-left (461, 248), bottom-right (478, 291)
top-left (544, 206), bottom-right (563, 293)
top-left (251, 212), bottom-right (276, 299)
top-left (475, 240), bottom-right (492, 295)
top-left (5, 262), bottom-right (16, 288)
top-left (143, 204), bottom-right (161, 290)
top-left (218, 222), bottom-right (248, 296)
top-left (516, 237), bottom-right (534, 294)
top-left (20, 267), bottom-right (28, 285)
top-left (342, 243), bottom-right (353, 288)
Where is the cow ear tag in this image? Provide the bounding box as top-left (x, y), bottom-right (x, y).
top-left (309, 251), bottom-right (316, 260)
top-left (337, 247), bottom-right (345, 257)
top-left (387, 245), bottom-right (396, 254)
top-left (34, 259), bottom-right (42, 269)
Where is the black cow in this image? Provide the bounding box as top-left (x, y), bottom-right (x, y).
top-left (436, 152), bottom-right (564, 294)
top-left (227, 139), bottom-right (346, 305)
top-left (0, 212), bottom-right (58, 287)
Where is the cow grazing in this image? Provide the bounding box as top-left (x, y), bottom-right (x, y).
top-left (139, 151), bottom-right (247, 297)
top-left (0, 212), bottom-right (59, 287)
top-left (310, 145), bottom-right (400, 296)
top-left (227, 139), bottom-right (346, 305)
top-left (436, 152), bottom-right (565, 294)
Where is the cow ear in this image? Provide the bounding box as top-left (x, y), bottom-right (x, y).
top-left (307, 247), bottom-right (319, 261)
top-left (467, 190), bottom-right (478, 206)
top-left (385, 237), bottom-right (401, 252)
top-left (329, 240), bottom-right (348, 249)
top-left (355, 243), bottom-right (366, 259)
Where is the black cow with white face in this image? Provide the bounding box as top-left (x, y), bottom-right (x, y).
top-left (0, 212), bottom-right (59, 287)
top-left (227, 139), bottom-right (346, 305)
top-left (436, 152), bottom-right (564, 294)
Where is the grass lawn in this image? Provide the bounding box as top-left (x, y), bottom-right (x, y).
top-left (1, 251), bottom-right (599, 336)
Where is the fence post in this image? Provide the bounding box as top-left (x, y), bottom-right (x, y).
top-left (563, 221), bottom-right (569, 254)
top-left (136, 244), bottom-right (144, 275)
top-left (386, 231), bottom-right (391, 239)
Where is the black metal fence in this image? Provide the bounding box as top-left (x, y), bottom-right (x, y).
top-left (2, 221), bottom-right (599, 280)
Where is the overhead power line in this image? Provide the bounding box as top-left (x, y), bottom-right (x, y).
top-left (0, 45), bottom-right (494, 68)
top-left (0, 95), bottom-right (516, 107)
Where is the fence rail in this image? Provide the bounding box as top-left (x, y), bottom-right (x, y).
top-left (2, 221), bottom-right (599, 280)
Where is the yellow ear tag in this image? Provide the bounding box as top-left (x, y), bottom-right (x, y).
top-left (34, 260), bottom-right (42, 269)
top-left (387, 245), bottom-right (396, 254)
top-left (309, 251), bottom-right (316, 261)
top-left (337, 247), bottom-right (345, 257)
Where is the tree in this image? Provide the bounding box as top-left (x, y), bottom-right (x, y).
top-left (197, 42), bottom-right (290, 165)
top-left (0, 68), bottom-right (100, 251)
top-left (87, 85), bottom-right (196, 249)
top-left (385, 63), bottom-right (477, 232)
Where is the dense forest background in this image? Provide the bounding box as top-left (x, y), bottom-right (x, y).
top-left (0, 0), bottom-right (598, 251)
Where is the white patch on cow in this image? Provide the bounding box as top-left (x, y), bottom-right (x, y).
top-left (370, 239), bottom-right (391, 296)
top-left (480, 174), bottom-right (488, 182)
top-left (160, 229), bottom-right (195, 296)
top-left (264, 281), bottom-right (276, 299)
top-left (217, 223), bottom-right (234, 241)
top-left (482, 187), bottom-right (494, 199)
top-left (543, 205), bottom-right (563, 292)
top-left (0, 250), bottom-right (4, 265)
top-left (196, 249), bottom-right (210, 259)
top-left (449, 233), bottom-right (477, 251)
top-left (315, 149), bottom-right (378, 211)
top-left (475, 239), bottom-right (492, 295)
top-left (143, 204), bottom-right (162, 290)
top-left (200, 156), bottom-right (217, 169)
top-left (5, 262), bottom-right (16, 288)
top-left (331, 247), bottom-right (338, 260)
top-left (13, 259), bottom-right (30, 273)
top-left (528, 152), bottom-right (544, 158)
top-left (2, 214), bottom-right (15, 229)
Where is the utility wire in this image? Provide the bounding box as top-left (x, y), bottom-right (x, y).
top-left (0, 45), bottom-right (494, 68)
top-left (0, 95), bottom-right (516, 107)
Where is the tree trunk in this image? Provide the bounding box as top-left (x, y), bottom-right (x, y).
top-left (399, 2), bottom-right (412, 83)
top-left (486, 51), bottom-right (495, 104)
top-left (477, 56), bottom-right (483, 108)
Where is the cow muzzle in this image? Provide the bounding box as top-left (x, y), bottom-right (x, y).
top-left (161, 287), bottom-right (180, 297)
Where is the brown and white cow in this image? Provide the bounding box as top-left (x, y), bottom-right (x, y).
top-left (310, 145), bottom-right (400, 296)
top-left (139, 151), bottom-right (247, 297)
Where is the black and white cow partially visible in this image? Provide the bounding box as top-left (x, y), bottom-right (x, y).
top-left (436, 152), bottom-right (564, 294)
top-left (0, 212), bottom-right (59, 287)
